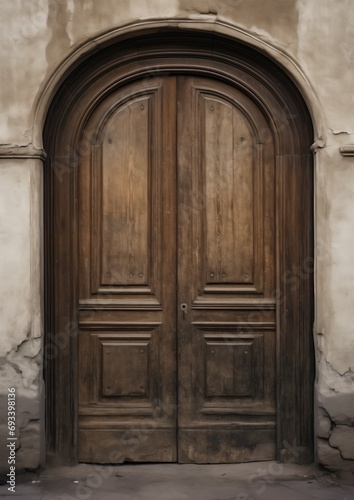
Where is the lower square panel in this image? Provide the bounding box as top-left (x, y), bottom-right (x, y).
top-left (205, 336), bottom-right (263, 398)
top-left (101, 341), bottom-right (149, 397)
top-left (178, 428), bottom-right (276, 464)
top-left (79, 428), bottom-right (177, 463)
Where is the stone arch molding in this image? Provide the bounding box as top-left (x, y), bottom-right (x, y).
top-left (34, 18), bottom-right (324, 149)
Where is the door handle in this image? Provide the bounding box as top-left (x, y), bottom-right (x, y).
top-left (180, 303), bottom-right (188, 319)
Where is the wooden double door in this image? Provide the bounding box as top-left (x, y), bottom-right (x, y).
top-left (77, 74), bottom-right (277, 463)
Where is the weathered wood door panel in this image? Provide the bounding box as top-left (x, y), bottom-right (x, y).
top-left (77, 77), bottom-right (178, 462)
top-left (77, 74), bottom-right (277, 463)
top-left (177, 77), bottom-right (276, 462)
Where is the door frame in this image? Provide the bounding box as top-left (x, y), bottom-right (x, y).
top-left (43, 28), bottom-right (314, 465)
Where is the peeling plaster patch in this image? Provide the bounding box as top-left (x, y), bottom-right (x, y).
top-left (67, 0), bottom-right (75, 15)
top-left (317, 357), bottom-right (354, 425)
top-left (330, 128), bottom-right (352, 135)
top-left (45, 0), bottom-right (72, 69)
top-left (178, 0), bottom-right (299, 49)
top-left (0, 359), bottom-right (40, 397)
top-left (329, 425), bottom-right (354, 460)
top-left (316, 353), bottom-right (354, 471)
top-left (0, 340), bottom-right (42, 473)
top-left (0, 162), bottom-right (34, 355)
top-left (326, 360), bottom-right (354, 381)
top-left (184, 6), bottom-right (218, 15)
top-left (0, 339), bottom-right (41, 402)
top-left (16, 422), bottom-right (41, 471)
top-left (181, 0), bottom-right (218, 16)
top-left (248, 26), bottom-right (284, 47)
top-left (297, 0), bottom-right (354, 135)
top-left (317, 439), bottom-right (354, 472)
top-left (316, 150), bottom-right (354, 374)
top-left (0, 398), bottom-right (41, 472)
top-left (310, 138), bottom-right (326, 152)
top-left (129, 0), bottom-right (179, 19)
top-left (0, 1), bottom-right (51, 144)
top-left (66, 0), bottom-right (78, 45)
top-left (0, 363), bottom-right (24, 391)
top-left (16, 338), bottom-right (41, 358)
top-left (319, 390), bottom-right (354, 427)
top-left (7, 340), bottom-right (41, 392)
top-left (317, 407), bottom-right (333, 439)
top-left (18, 411), bottom-right (38, 430)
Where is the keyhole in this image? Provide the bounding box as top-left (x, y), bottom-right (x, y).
top-left (181, 303), bottom-right (188, 319)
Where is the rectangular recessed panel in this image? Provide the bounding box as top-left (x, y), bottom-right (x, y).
top-left (101, 341), bottom-right (149, 397)
top-left (203, 95), bottom-right (254, 285)
top-left (206, 341), bottom-right (253, 397)
top-left (79, 328), bottom-right (161, 408)
top-left (178, 429), bottom-right (276, 464)
top-left (101, 96), bottom-right (150, 286)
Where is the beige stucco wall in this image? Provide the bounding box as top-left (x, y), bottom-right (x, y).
top-left (0, 0), bottom-right (354, 473)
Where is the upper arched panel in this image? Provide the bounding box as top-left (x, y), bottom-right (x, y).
top-left (43, 27), bottom-right (313, 158)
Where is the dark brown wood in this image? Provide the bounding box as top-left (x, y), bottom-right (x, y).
top-left (177, 76), bottom-right (276, 462)
top-left (75, 77), bottom-right (178, 462)
top-left (44, 30), bottom-right (314, 465)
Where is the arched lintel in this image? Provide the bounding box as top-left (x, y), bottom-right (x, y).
top-left (34, 18), bottom-right (324, 150)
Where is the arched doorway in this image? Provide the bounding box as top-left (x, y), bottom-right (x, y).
top-left (44, 29), bottom-right (314, 465)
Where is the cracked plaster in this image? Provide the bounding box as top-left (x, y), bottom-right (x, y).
top-left (329, 426), bottom-right (354, 461)
top-left (317, 439), bottom-right (354, 473)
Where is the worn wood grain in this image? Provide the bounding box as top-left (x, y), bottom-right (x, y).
top-left (44, 32), bottom-right (314, 465)
top-left (177, 76), bottom-right (277, 462)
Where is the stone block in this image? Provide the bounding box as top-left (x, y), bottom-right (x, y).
top-left (329, 425), bottom-right (354, 460)
top-left (16, 422), bottom-right (41, 471)
top-left (319, 391), bottom-right (354, 426)
top-left (317, 407), bottom-right (332, 439)
top-left (317, 438), bottom-right (354, 472)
